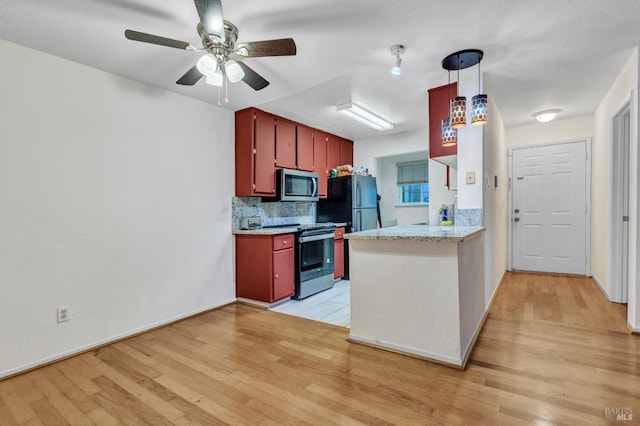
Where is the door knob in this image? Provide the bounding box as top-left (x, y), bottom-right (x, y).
top-left (514, 217), bottom-right (520, 222)
top-left (514, 209), bottom-right (520, 213)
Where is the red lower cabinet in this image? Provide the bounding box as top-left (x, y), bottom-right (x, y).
top-left (334, 227), bottom-right (345, 279)
top-left (236, 234), bottom-right (295, 303)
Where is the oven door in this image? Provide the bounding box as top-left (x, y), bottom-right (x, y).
top-left (298, 233), bottom-right (334, 282)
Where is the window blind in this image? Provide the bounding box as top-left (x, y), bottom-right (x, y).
top-left (397, 160), bottom-right (428, 185)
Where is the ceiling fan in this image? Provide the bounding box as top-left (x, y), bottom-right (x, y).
top-left (124, 0), bottom-right (296, 91)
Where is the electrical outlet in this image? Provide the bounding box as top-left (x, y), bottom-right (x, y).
top-left (57, 306), bottom-right (70, 323)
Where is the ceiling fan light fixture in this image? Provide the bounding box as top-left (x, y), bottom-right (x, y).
top-left (196, 53), bottom-right (217, 77)
top-left (205, 69), bottom-right (223, 87)
top-left (225, 59), bottom-right (245, 83)
top-left (337, 102), bottom-right (394, 131)
top-left (533, 109), bottom-right (561, 123)
top-left (390, 44), bottom-right (405, 75)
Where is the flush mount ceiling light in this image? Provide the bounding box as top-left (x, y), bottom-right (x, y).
top-left (390, 44), bottom-right (405, 75)
top-left (533, 109), bottom-right (561, 123)
top-left (442, 49), bottom-right (487, 129)
top-left (337, 102), bottom-right (394, 131)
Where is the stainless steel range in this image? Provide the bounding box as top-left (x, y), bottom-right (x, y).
top-left (294, 223), bottom-right (336, 299)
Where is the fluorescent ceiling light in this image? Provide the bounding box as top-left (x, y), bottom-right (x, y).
top-left (337, 103), bottom-right (394, 131)
top-left (533, 109), bottom-right (561, 123)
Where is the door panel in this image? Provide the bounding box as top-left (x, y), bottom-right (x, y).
top-left (512, 141), bottom-right (586, 274)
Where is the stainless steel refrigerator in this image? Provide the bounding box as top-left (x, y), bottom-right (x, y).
top-left (317, 175), bottom-right (378, 278)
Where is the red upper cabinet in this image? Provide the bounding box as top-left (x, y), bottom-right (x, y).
top-left (340, 138), bottom-right (353, 166)
top-left (428, 82), bottom-right (457, 159)
top-left (313, 130), bottom-right (328, 198)
top-left (326, 134), bottom-right (342, 170)
top-left (296, 125), bottom-right (314, 172)
top-left (235, 108), bottom-right (277, 196)
top-left (275, 118), bottom-right (297, 169)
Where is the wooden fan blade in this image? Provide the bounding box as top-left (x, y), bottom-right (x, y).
top-left (176, 65), bottom-right (203, 85)
top-left (193, 0), bottom-right (225, 43)
top-left (235, 38), bottom-right (297, 57)
top-left (125, 30), bottom-right (191, 50)
top-left (237, 62), bottom-right (270, 91)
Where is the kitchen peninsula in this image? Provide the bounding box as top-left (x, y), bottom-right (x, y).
top-left (345, 225), bottom-right (486, 369)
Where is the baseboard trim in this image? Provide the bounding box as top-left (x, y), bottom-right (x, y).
top-left (0, 298), bottom-right (237, 381)
top-left (591, 274), bottom-right (610, 301)
top-left (347, 335), bottom-right (465, 370)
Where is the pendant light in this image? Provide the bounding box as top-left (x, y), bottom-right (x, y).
top-left (471, 60), bottom-right (488, 125)
top-left (442, 49), bottom-right (487, 129)
top-left (450, 54), bottom-right (466, 129)
top-left (441, 70), bottom-right (457, 147)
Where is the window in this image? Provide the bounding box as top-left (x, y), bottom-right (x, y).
top-left (397, 160), bottom-right (429, 205)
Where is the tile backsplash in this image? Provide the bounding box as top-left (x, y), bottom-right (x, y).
top-left (232, 197), bottom-right (315, 229)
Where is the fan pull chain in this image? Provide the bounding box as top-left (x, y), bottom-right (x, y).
top-left (225, 77), bottom-right (229, 103)
top-left (217, 85), bottom-right (221, 106)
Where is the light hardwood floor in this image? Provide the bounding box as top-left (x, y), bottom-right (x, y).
top-left (1, 272), bottom-right (639, 425)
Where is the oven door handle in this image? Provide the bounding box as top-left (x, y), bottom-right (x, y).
top-left (299, 233), bottom-right (334, 243)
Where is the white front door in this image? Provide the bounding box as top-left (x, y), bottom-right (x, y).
top-left (511, 141), bottom-right (588, 275)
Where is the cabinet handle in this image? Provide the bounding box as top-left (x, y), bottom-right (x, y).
top-left (274, 274), bottom-right (279, 279)
top-left (282, 240), bottom-right (287, 245)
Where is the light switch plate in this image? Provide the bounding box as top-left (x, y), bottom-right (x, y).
top-left (465, 171), bottom-right (475, 184)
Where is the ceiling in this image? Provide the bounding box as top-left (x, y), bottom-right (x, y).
top-left (1, 0), bottom-right (639, 141)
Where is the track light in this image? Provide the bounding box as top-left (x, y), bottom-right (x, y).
top-left (390, 45), bottom-right (405, 75)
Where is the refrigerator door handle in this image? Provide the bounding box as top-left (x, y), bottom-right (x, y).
top-left (355, 210), bottom-right (362, 232)
top-left (356, 180), bottom-right (361, 207)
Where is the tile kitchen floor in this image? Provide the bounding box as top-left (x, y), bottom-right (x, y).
top-left (270, 280), bottom-right (350, 327)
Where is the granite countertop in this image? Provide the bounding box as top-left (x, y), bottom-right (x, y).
top-left (233, 222), bottom-right (348, 236)
top-left (233, 226), bottom-right (299, 235)
top-left (345, 225), bottom-right (486, 242)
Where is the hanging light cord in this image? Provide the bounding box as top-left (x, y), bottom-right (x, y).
top-left (457, 54), bottom-right (460, 95)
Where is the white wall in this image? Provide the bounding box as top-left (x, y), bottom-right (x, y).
top-left (0, 39), bottom-right (236, 377)
top-left (355, 127), bottom-right (455, 225)
top-left (592, 48), bottom-right (639, 329)
top-left (506, 115), bottom-right (594, 148)
top-left (482, 91), bottom-right (508, 302)
top-left (455, 69), bottom-right (484, 210)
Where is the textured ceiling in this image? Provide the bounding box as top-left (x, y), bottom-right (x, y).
top-left (1, 0), bottom-right (639, 140)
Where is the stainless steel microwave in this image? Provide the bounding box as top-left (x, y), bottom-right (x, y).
top-left (276, 169), bottom-right (319, 201)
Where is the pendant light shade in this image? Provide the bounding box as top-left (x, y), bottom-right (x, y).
top-left (442, 117), bottom-right (457, 147)
top-left (471, 94), bottom-right (488, 125)
top-left (450, 96), bottom-right (467, 128)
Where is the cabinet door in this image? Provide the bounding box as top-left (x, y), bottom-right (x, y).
top-left (235, 108), bottom-right (254, 196)
top-left (313, 130), bottom-right (328, 198)
top-left (340, 138), bottom-right (353, 166)
top-left (235, 235), bottom-right (272, 302)
top-left (275, 118), bottom-right (297, 169)
top-left (296, 125), bottom-right (314, 172)
top-left (272, 248), bottom-right (294, 301)
top-left (428, 82), bottom-right (457, 159)
top-left (254, 110), bottom-right (277, 195)
top-left (326, 134), bottom-right (342, 170)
